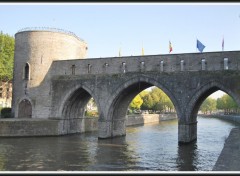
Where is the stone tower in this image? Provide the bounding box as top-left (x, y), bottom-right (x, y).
top-left (12, 27), bottom-right (88, 119)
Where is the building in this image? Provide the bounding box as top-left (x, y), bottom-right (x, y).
top-left (0, 80), bottom-right (12, 108)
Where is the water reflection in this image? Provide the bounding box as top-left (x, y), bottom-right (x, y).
top-left (90, 137), bottom-right (137, 171)
top-left (0, 117), bottom-right (238, 171)
top-left (176, 141), bottom-right (198, 171)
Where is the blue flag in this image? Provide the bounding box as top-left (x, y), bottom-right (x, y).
top-left (197, 39), bottom-right (205, 53)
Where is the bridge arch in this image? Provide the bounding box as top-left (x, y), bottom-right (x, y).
top-left (187, 81), bottom-right (240, 123)
top-left (105, 75), bottom-right (180, 137)
top-left (59, 84), bottom-right (100, 120)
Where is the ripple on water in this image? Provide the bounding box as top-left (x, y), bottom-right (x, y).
top-left (0, 117), bottom-right (238, 171)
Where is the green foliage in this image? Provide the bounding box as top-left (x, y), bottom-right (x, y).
top-left (200, 97), bottom-right (216, 114)
top-left (127, 109), bottom-right (133, 115)
top-left (129, 94), bottom-right (143, 110)
top-left (0, 31), bottom-right (15, 81)
top-left (85, 110), bottom-right (98, 117)
top-left (141, 93), bottom-right (154, 110)
top-left (0, 107), bottom-right (12, 118)
top-left (139, 90), bottom-right (148, 98)
top-left (216, 94), bottom-right (239, 114)
top-left (153, 101), bottom-right (164, 112)
top-left (129, 86), bottom-right (175, 113)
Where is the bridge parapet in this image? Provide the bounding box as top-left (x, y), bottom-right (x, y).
top-left (51, 51), bottom-right (240, 76)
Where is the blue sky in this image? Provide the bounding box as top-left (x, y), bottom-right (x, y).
top-left (1, 2), bottom-right (239, 98)
top-left (0, 3), bottom-right (240, 59)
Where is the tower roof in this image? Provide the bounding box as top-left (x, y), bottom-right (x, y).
top-left (16, 27), bottom-right (85, 42)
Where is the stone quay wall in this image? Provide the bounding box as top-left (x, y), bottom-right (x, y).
top-left (126, 113), bottom-right (177, 126)
top-left (0, 114), bottom-right (177, 137)
top-left (200, 114), bottom-right (240, 124)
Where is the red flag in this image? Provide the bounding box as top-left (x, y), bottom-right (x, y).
top-left (169, 41), bottom-right (173, 53)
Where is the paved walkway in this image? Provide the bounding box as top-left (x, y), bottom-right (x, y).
top-left (213, 127), bottom-right (240, 171)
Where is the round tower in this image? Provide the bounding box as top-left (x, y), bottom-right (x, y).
top-left (12, 27), bottom-right (88, 118)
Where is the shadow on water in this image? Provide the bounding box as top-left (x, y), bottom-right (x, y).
top-left (176, 140), bottom-right (198, 171)
top-left (89, 136), bottom-right (138, 171)
top-left (0, 117), bottom-right (238, 171)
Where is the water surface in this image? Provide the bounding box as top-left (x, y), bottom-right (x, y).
top-left (0, 116), bottom-right (238, 171)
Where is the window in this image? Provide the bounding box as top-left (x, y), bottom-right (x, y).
top-left (140, 61), bottom-right (145, 71)
top-left (201, 59), bottom-right (206, 70)
top-left (71, 65), bottom-right (76, 75)
top-left (224, 58), bottom-right (228, 70)
top-left (180, 60), bottom-right (184, 71)
top-left (122, 62), bottom-right (126, 73)
top-left (24, 63), bottom-right (30, 80)
top-left (160, 61), bottom-right (164, 72)
top-left (88, 64), bottom-right (91, 74)
top-left (104, 63), bottom-right (109, 72)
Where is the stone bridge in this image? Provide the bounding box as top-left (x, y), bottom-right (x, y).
top-left (48, 51), bottom-right (240, 143)
top-left (10, 30), bottom-right (240, 143)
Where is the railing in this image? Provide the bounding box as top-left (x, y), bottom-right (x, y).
top-left (17, 27), bottom-right (85, 42)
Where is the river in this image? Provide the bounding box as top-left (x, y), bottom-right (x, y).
top-left (0, 116), bottom-right (238, 171)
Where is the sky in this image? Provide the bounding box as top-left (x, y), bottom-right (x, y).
top-left (1, 2), bottom-right (239, 98)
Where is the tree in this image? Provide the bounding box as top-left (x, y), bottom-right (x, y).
top-left (150, 87), bottom-right (175, 113)
top-left (152, 101), bottom-right (164, 112)
top-left (129, 94), bottom-right (143, 110)
top-left (200, 97), bottom-right (216, 114)
top-left (129, 86), bottom-right (175, 113)
top-left (141, 94), bottom-right (154, 110)
top-left (139, 90), bottom-right (148, 99)
top-left (0, 31), bottom-right (15, 82)
top-left (216, 94), bottom-right (239, 114)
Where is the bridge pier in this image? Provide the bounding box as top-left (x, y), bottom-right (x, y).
top-left (98, 120), bottom-right (112, 138)
top-left (98, 118), bottom-right (126, 139)
top-left (178, 121), bottom-right (197, 144)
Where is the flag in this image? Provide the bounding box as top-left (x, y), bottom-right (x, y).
top-left (142, 47), bottom-right (144, 56)
top-left (196, 39), bottom-right (205, 53)
top-left (169, 41), bottom-right (172, 53)
top-left (222, 37), bottom-right (224, 51)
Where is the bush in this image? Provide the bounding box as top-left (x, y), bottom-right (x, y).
top-left (1, 107), bottom-right (12, 118)
top-left (85, 110), bottom-right (98, 117)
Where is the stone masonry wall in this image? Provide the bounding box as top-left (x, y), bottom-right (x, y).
top-left (12, 31), bottom-right (87, 119)
top-left (50, 51), bottom-right (240, 77)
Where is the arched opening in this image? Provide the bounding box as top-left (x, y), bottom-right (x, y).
top-left (18, 99), bottom-right (32, 118)
top-left (190, 86), bottom-right (221, 122)
top-left (189, 84), bottom-right (240, 123)
top-left (198, 90), bottom-right (240, 116)
top-left (61, 87), bottom-right (99, 134)
top-left (184, 86), bottom-right (240, 170)
top-left (126, 86), bottom-right (176, 125)
top-left (24, 63), bottom-right (30, 80)
top-left (128, 86), bottom-right (175, 114)
top-left (108, 80), bottom-right (177, 137)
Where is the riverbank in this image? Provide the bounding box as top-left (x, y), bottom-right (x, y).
top-left (199, 114), bottom-right (240, 124)
top-left (200, 114), bottom-right (240, 171)
top-left (213, 127), bottom-right (240, 171)
top-left (0, 113), bottom-right (177, 137)
top-left (126, 113), bottom-right (177, 126)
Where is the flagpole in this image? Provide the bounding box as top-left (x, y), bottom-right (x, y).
top-left (222, 35), bottom-right (224, 51)
top-left (196, 37), bottom-right (197, 52)
top-left (119, 42), bottom-right (121, 57)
